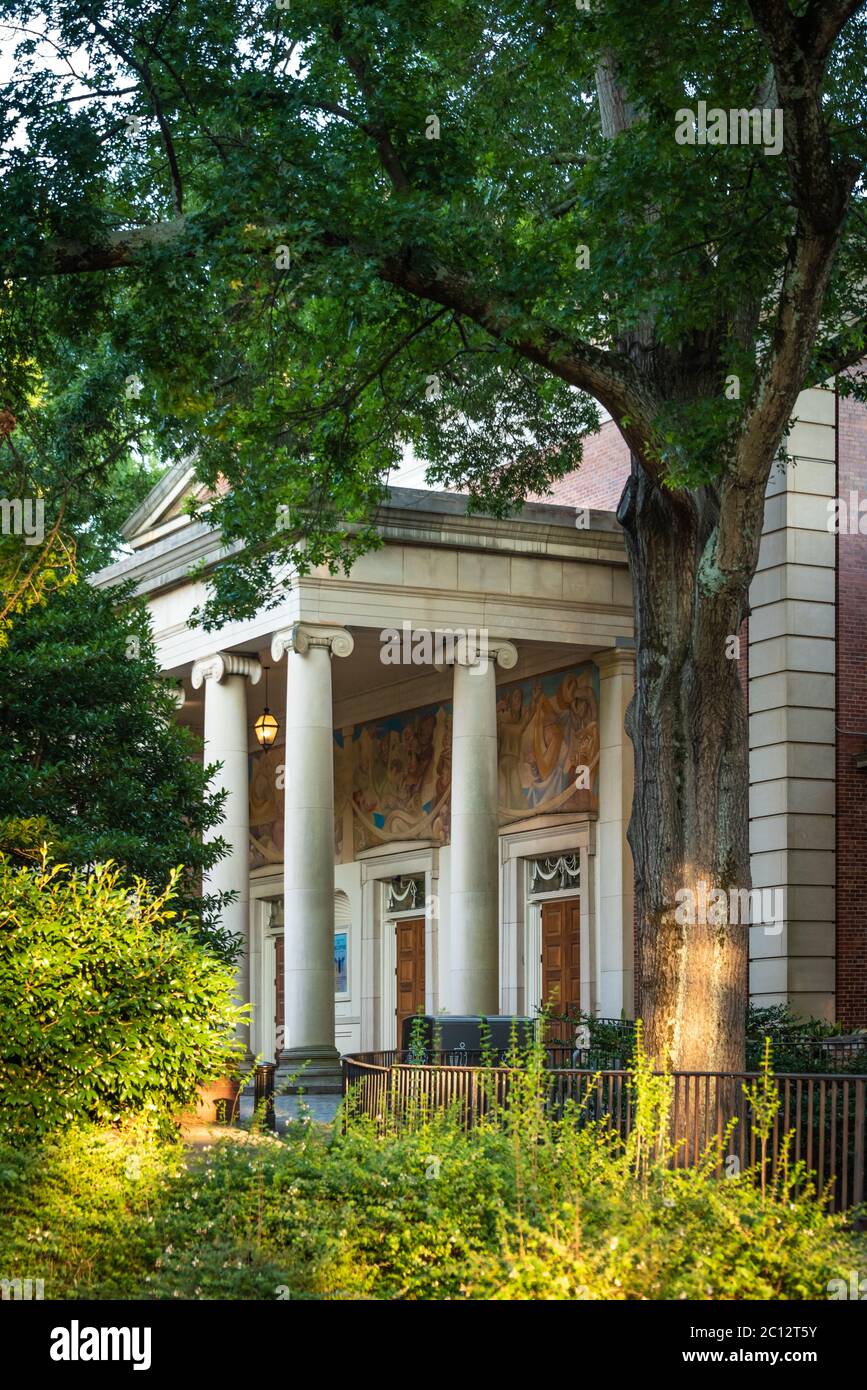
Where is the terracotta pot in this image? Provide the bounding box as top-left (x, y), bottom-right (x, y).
top-left (190, 1076), bottom-right (241, 1124)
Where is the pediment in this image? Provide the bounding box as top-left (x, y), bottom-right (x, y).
top-left (121, 457), bottom-right (211, 549)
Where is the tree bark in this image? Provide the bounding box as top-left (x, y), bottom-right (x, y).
top-left (618, 461), bottom-right (750, 1072)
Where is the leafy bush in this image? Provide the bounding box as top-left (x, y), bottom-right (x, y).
top-left (547, 1005), bottom-right (867, 1072)
top-left (747, 1003), bottom-right (846, 1040)
top-left (0, 855), bottom-right (245, 1137)
top-left (745, 1005), bottom-right (867, 1072)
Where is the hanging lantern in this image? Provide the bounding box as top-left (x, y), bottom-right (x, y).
top-left (254, 666), bottom-right (279, 749)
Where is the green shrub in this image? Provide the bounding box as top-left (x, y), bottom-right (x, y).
top-left (547, 1004), bottom-right (867, 1072)
top-left (0, 854), bottom-right (245, 1136)
top-left (0, 1058), bottom-right (863, 1301)
top-left (0, 578), bottom-right (235, 958)
top-left (747, 1003), bottom-right (845, 1040)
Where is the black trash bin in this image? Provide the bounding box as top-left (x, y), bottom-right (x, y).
top-left (400, 1015), bottom-right (537, 1062)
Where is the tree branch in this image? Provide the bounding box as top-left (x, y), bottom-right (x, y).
top-left (83, 11), bottom-right (185, 216)
top-left (373, 248), bottom-right (658, 454)
top-left (287, 309), bottom-right (449, 421)
top-left (801, 0), bottom-right (866, 64)
top-left (747, 0), bottom-right (859, 230)
top-left (0, 503), bottom-right (74, 632)
top-left (807, 314), bottom-right (867, 383)
top-left (734, 228), bottom-right (843, 482)
top-left (703, 1), bottom-right (864, 588)
top-left (731, 0), bottom-right (862, 470)
top-left (45, 85), bottom-right (139, 107)
top-left (340, 45), bottom-right (411, 192)
top-left (595, 49), bottom-right (642, 138)
top-left (544, 185), bottom-right (582, 220)
top-left (27, 207), bottom-right (658, 462)
top-left (311, 99), bottom-right (371, 132)
top-left (42, 219), bottom-right (190, 275)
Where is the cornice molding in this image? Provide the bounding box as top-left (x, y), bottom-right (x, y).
top-left (92, 490), bottom-right (627, 602)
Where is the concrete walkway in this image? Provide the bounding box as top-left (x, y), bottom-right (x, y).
top-left (180, 1094), bottom-right (341, 1147)
top-left (238, 1092), bottom-right (341, 1130)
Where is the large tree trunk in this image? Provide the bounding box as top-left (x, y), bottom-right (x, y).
top-left (618, 459), bottom-right (750, 1073)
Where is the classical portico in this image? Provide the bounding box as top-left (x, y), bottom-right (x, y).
top-left (86, 374), bottom-right (867, 1045)
top-left (96, 480), bottom-right (637, 1077)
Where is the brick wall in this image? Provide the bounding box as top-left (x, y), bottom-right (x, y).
top-left (835, 389), bottom-right (867, 1027)
top-left (532, 419), bottom-right (631, 510)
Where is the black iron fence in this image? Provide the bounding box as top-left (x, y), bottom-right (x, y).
top-left (542, 1016), bottom-right (867, 1074)
top-left (342, 1052), bottom-right (866, 1213)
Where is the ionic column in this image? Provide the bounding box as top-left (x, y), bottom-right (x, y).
top-left (448, 637), bottom-right (518, 1015)
top-left (271, 622), bottom-right (354, 1087)
top-left (191, 651), bottom-right (262, 1054)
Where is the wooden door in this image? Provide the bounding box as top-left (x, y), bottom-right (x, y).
top-left (541, 898), bottom-right (580, 1016)
top-left (395, 917), bottom-right (426, 1047)
top-left (274, 934), bottom-right (285, 1061)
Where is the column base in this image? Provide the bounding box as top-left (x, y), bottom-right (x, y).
top-left (276, 1045), bottom-right (343, 1094)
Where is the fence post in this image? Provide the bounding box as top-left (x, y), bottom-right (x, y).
top-left (854, 1080), bottom-right (865, 1209)
top-left (253, 1063), bottom-right (277, 1132)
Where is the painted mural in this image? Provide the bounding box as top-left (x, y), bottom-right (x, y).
top-left (497, 665), bottom-right (599, 822)
top-left (249, 743), bottom-right (285, 868)
top-left (341, 703), bottom-right (453, 852)
top-left (248, 663), bottom-right (599, 868)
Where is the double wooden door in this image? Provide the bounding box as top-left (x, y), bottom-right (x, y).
top-left (395, 917), bottom-right (426, 1047)
top-left (540, 898), bottom-right (580, 1013)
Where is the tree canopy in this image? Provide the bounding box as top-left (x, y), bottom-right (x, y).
top-left (2, 0), bottom-right (863, 625)
top-left (0, 577), bottom-right (236, 956)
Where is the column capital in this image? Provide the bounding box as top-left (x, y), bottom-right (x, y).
top-left (488, 638), bottom-right (519, 670)
top-left (271, 622), bottom-right (354, 662)
top-left (190, 650), bottom-right (262, 689)
top-left (435, 632), bottom-right (518, 670)
top-left (594, 644), bottom-right (635, 678)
